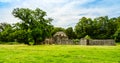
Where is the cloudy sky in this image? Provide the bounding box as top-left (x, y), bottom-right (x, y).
top-left (0, 0), bottom-right (120, 28)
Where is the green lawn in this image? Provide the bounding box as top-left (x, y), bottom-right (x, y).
top-left (0, 45), bottom-right (120, 63)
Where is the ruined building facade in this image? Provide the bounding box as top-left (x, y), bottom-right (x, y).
top-left (44, 31), bottom-right (116, 46)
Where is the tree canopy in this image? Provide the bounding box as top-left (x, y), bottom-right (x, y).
top-left (12, 8), bottom-right (53, 45)
top-left (75, 16), bottom-right (120, 41)
top-left (0, 8), bottom-right (120, 44)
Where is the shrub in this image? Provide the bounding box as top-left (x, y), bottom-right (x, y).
top-left (73, 39), bottom-right (80, 44)
top-left (84, 35), bottom-right (91, 40)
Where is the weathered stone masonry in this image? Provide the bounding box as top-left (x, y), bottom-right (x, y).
top-left (44, 32), bottom-right (116, 46)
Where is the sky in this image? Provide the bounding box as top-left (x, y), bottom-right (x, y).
top-left (0, 0), bottom-right (120, 28)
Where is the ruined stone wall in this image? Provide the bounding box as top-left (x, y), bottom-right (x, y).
top-left (54, 39), bottom-right (75, 45)
top-left (79, 38), bottom-right (87, 45)
top-left (44, 38), bottom-right (116, 46)
top-left (89, 39), bottom-right (116, 45)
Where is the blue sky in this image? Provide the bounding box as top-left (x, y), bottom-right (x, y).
top-left (0, 0), bottom-right (120, 28)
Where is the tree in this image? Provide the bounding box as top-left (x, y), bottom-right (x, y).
top-left (12, 8), bottom-right (53, 45)
top-left (75, 16), bottom-right (118, 39)
top-left (75, 17), bottom-right (93, 38)
top-left (113, 16), bottom-right (120, 42)
top-left (11, 30), bottom-right (28, 43)
top-left (0, 23), bottom-right (14, 42)
top-left (114, 28), bottom-right (120, 42)
top-left (93, 16), bottom-right (117, 39)
top-left (65, 27), bottom-right (76, 39)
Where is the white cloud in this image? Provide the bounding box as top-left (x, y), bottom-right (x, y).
top-left (0, 8), bottom-right (20, 24)
top-left (0, 0), bottom-right (120, 28)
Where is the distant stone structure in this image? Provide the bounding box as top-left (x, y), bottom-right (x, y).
top-left (44, 31), bottom-right (116, 46)
top-left (80, 38), bottom-right (116, 46)
top-left (79, 38), bottom-right (88, 45)
top-left (53, 31), bottom-right (69, 44)
top-left (44, 38), bottom-right (53, 44)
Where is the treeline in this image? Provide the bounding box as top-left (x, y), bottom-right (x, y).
top-left (0, 8), bottom-right (120, 45)
top-left (75, 16), bottom-right (120, 41)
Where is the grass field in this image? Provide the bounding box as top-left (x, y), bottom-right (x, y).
top-left (0, 44), bottom-right (120, 63)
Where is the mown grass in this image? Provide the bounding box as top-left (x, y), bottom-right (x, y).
top-left (0, 44), bottom-right (120, 63)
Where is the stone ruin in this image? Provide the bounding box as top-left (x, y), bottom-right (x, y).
top-left (44, 31), bottom-right (116, 46)
top-left (44, 31), bottom-right (73, 45)
top-left (44, 38), bottom-right (54, 45)
top-left (80, 38), bottom-right (116, 46)
top-left (53, 31), bottom-right (69, 44)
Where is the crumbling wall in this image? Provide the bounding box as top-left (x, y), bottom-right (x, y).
top-left (89, 39), bottom-right (116, 45)
top-left (44, 31), bottom-right (116, 46)
top-left (79, 38), bottom-right (87, 45)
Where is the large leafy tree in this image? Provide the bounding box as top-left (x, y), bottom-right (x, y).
top-left (12, 8), bottom-right (53, 45)
top-left (92, 16), bottom-right (117, 39)
top-left (75, 16), bottom-right (118, 40)
top-left (92, 16), bottom-right (109, 39)
top-left (65, 27), bottom-right (76, 39)
top-left (75, 17), bottom-right (93, 38)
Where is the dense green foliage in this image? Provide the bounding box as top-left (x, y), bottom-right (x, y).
top-left (12, 8), bottom-right (53, 45)
top-left (0, 45), bottom-right (120, 63)
top-left (84, 35), bottom-right (91, 40)
top-left (75, 16), bottom-right (120, 41)
top-left (0, 23), bottom-right (14, 42)
top-left (65, 27), bottom-right (76, 39)
top-left (0, 8), bottom-right (120, 44)
top-left (0, 8), bottom-right (53, 45)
